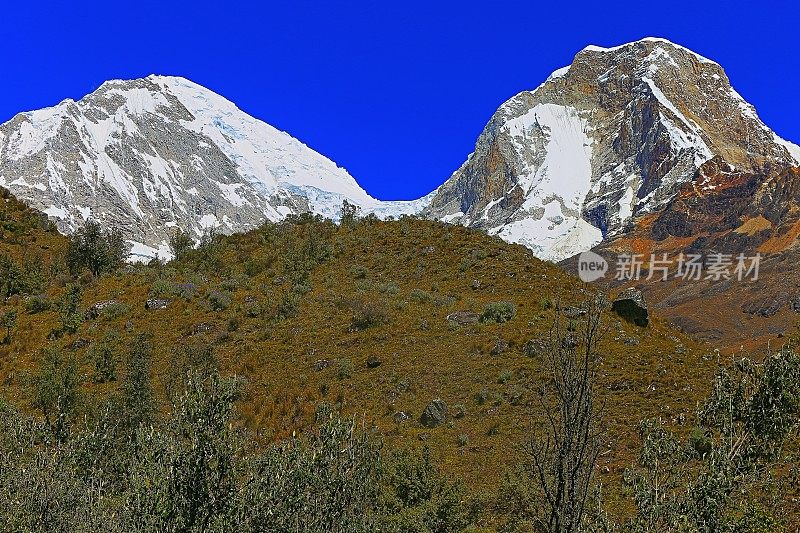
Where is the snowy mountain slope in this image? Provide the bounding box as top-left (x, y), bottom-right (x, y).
top-left (424, 37), bottom-right (800, 261)
top-left (0, 75), bottom-right (429, 259)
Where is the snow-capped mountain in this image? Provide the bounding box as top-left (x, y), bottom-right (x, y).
top-left (424, 38), bottom-right (800, 261)
top-left (1, 39), bottom-right (798, 263)
top-left (0, 75), bottom-right (428, 259)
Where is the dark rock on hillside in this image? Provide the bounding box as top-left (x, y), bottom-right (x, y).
top-left (366, 355), bottom-right (382, 368)
top-left (612, 288), bottom-right (649, 327)
top-left (421, 399), bottom-right (448, 428)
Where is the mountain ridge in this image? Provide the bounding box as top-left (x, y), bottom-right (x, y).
top-left (1, 38), bottom-right (797, 261)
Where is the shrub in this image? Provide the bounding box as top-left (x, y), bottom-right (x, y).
top-left (32, 346), bottom-right (81, 441)
top-left (350, 301), bottom-right (389, 331)
top-left (59, 284), bottom-right (83, 334)
top-left (1, 310), bottom-right (17, 344)
top-left (89, 334), bottom-right (117, 383)
top-left (378, 282), bottom-right (400, 295)
top-left (337, 358), bottom-right (355, 380)
top-left (408, 288), bottom-right (433, 304)
top-left (350, 265), bottom-right (369, 279)
top-left (101, 301), bottom-right (131, 321)
top-left (26, 294), bottom-right (51, 314)
top-left (498, 369), bottom-right (513, 384)
top-left (378, 446), bottom-right (473, 531)
top-left (277, 291), bottom-right (300, 319)
top-left (208, 290), bottom-right (232, 311)
top-left (168, 228), bottom-right (194, 261)
top-left (480, 301), bottom-right (516, 324)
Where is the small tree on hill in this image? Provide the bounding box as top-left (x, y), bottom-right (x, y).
top-left (169, 228), bottom-right (194, 262)
top-left (122, 333), bottom-right (156, 432)
top-left (340, 199), bottom-right (360, 227)
top-left (0, 310), bottom-right (16, 344)
top-left (0, 255), bottom-right (22, 299)
top-left (59, 284), bottom-right (83, 334)
top-left (66, 220), bottom-right (128, 277)
top-left (32, 346), bottom-right (81, 442)
top-left (513, 297), bottom-right (606, 532)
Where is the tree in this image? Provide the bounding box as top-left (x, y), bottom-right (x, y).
top-left (121, 333), bottom-right (156, 432)
top-left (625, 349), bottom-right (800, 531)
top-left (522, 297), bottom-right (605, 532)
top-left (124, 370), bottom-right (242, 531)
top-left (0, 254), bottom-right (22, 298)
top-left (90, 331), bottom-right (118, 383)
top-left (169, 228), bottom-right (194, 262)
top-left (66, 220), bottom-right (128, 277)
top-left (32, 346), bottom-right (81, 442)
top-left (0, 310), bottom-right (16, 344)
top-left (340, 199), bottom-right (360, 227)
top-left (59, 284), bottom-right (83, 334)
top-left (379, 446), bottom-right (473, 531)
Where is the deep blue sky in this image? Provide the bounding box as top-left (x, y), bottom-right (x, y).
top-left (2, 1), bottom-right (798, 200)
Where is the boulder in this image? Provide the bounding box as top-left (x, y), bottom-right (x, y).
top-left (145, 298), bottom-right (170, 310)
top-left (366, 355), bottom-right (382, 368)
top-left (612, 288), bottom-right (649, 327)
top-left (790, 296), bottom-right (800, 313)
top-left (490, 338), bottom-right (509, 356)
top-left (86, 300), bottom-right (119, 319)
top-left (393, 411), bottom-right (410, 423)
top-left (446, 310), bottom-right (480, 326)
top-left (421, 399), bottom-right (448, 428)
top-left (313, 359), bottom-right (331, 372)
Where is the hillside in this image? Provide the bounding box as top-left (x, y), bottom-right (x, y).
top-left (2, 189), bottom-right (800, 529)
top-left (0, 188), bottom-right (753, 517)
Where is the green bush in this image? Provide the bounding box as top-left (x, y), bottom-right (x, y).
top-left (337, 358), bottom-right (355, 380)
top-left (409, 288), bottom-right (433, 304)
top-left (101, 302), bottom-right (131, 321)
top-left (89, 333), bottom-right (117, 383)
top-left (208, 290), bottom-right (232, 311)
top-left (26, 294), bottom-right (51, 314)
top-left (378, 446), bottom-right (473, 531)
top-left (480, 301), bottom-right (516, 324)
top-left (350, 301), bottom-right (389, 331)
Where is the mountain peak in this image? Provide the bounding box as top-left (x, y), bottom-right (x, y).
top-left (425, 39), bottom-right (798, 260)
top-left (580, 37), bottom-right (718, 65)
top-left (0, 74), bottom-right (427, 260)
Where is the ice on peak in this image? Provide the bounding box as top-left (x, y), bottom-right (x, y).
top-left (582, 37), bottom-right (718, 66)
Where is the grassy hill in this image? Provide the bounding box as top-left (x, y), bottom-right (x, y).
top-left (1, 188), bottom-right (797, 528)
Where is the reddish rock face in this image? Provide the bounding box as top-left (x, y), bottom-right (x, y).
top-left (570, 161), bottom-right (800, 352)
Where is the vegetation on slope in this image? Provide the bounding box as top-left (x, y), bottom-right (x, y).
top-left (0, 189), bottom-right (798, 530)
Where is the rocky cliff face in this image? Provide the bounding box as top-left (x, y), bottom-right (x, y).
top-left (0, 76), bottom-right (427, 259)
top-left (424, 38), bottom-right (799, 261)
top-left (2, 40), bottom-right (798, 263)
